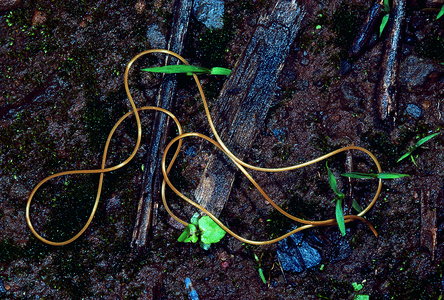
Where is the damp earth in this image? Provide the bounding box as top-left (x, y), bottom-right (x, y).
top-left (1, 0), bottom-right (444, 299)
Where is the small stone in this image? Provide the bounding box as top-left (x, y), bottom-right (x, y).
top-left (406, 103), bottom-right (422, 119)
top-left (32, 10), bottom-right (46, 26)
top-left (300, 57), bottom-right (309, 66)
top-left (193, 0), bottom-right (224, 29)
top-left (339, 60), bottom-right (352, 75)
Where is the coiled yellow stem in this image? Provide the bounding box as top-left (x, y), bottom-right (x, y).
top-left (26, 49), bottom-right (382, 246)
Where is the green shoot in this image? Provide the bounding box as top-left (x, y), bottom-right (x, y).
top-left (397, 132), bottom-right (439, 163)
top-left (198, 215), bottom-right (226, 244)
top-left (326, 163), bottom-right (346, 236)
top-left (380, 0), bottom-right (390, 36)
top-left (177, 214), bottom-right (226, 246)
top-left (341, 172), bottom-right (409, 179)
top-left (335, 197), bottom-right (346, 236)
top-left (352, 199), bottom-right (363, 213)
top-left (141, 65), bottom-right (231, 76)
top-left (254, 254), bottom-right (267, 284)
top-left (352, 282), bottom-right (363, 291)
top-left (437, 5), bottom-right (444, 19)
top-left (380, 14), bottom-right (389, 36)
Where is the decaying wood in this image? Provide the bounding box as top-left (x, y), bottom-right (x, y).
top-left (194, 0), bottom-right (309, 218)
top-left (374, 0), bottom-right (406, 126)
top-left (349, 0), bottom-right (384, 58)
top-left (420, 176), bottom-right (440, 261)
top-left (131, 0), bottom-right (193, 251)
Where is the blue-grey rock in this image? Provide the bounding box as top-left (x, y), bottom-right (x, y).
top-left (406, 103), bottom-right (422, 119)
top-left (277, 231), bottom-right (322, 273)
top-left (193, 0), bottom-right (224, 29)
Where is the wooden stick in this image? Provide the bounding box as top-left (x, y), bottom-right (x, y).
top-left (194, 0), bottom-right (310, 218)
top-left (374, 0), bottom-right (406, 126)
top-left (131, 0), bottom-right (193, 251)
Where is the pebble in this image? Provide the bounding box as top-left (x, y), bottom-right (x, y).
top-left (406, 103), bottom-right (422, 119)
top-left (193, 0), bottom-right (224, 29)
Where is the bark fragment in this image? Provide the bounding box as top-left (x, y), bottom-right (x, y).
top-left (193, 0), bottom-right (309, 217)
top-left (131, 0), bottom-right (193, 251)
top-left (374, 0), bottom-right (406, 126)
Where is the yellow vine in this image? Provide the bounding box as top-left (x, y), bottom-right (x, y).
top-left (26, 49), bottom-right (382, 246)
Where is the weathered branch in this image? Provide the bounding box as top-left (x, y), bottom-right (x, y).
top-left (373, 0), bottom-right (406, 126)
top-left (194, 0), bottom-right (310, 218)
top-left (131, 0), bottom-right (193, 251)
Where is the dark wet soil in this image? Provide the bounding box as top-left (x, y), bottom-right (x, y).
top-left (1, 0), bottom-right (444, 299)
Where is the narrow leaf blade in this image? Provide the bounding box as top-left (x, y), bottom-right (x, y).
top-left (437, 5), bottom-right (444, 19)
top-left (210, 67), bottom-right (231, 76)
top-left (352, 199), bottom-right (363, 213)
top-left (377, 173), bottom-right (410, 179)
top-left (335, 198), bottom-right (346, 236)
top-left (141, 65), bottom-right (211, 74)
top-left (380, 14), bottom-right (389, 36)
top-left (397, 132), bottom-right (439, 162)
top-left (341, 172), bottom-right (378, 179)
top-left (327, 163), bottom-right (344, 197)
top-left (415, 132), bottom-right (439, 148)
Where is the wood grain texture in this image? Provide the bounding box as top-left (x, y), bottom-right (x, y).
top-left (194, 0), bottom-right (309, 217)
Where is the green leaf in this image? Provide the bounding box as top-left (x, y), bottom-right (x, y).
top-left (341, 172), bottom-right (378, 179)
top-left (377, 173), bottom-right (409, 179)
top-left (352, 199), bottom-right (363, 213)
top-left (141, 65), bottom-right (211, 74)
top-left (352, 282), bottom-right (363, 291)
top-left (437, 5), bottom-right (444, 19)
top-left (341, 172), bottom-right (410, 179)
top-left (380, 14), bottom-right (389, 36)
top-left (184, 224), bottom-right (199, 243)
top-left (178, 224), bottom-right (199, 243)
top-left (336, 197), bottom-right (346, 236)
top-left (258, 268), bottom-right (266, 284)
top-left (177, 227), bottom-right (190, 242)
top-left (198, 216), bottom-right (226, 244)
top-left (210, 67), bottom-right (231, 76)
top-left (383, 0), bottom-right (390, 13)
top-left (327, 163), bottom-right (344, 197)
top-left (397, 132), bottom-right (439, 163)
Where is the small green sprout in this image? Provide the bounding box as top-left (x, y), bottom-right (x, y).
top-left (437, 5), bottom-right (444, 19)
top-left (397, 132), bottom-right (439, 163)
top-left (352, 282), bottom-right (370, 300)
top-left (254, 254), bottom-right (267, 284)
top-left (141, 65), bottom-right (231, 76)
top-left (380, 0), bottom-right (390, 36)
top-left (178, 213), bottom-right (226, 248)
top-left (326, 162), bottom-right (346, 236)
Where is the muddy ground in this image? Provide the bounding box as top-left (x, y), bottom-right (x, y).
top-left (1, 0), bottom-right (444, 299)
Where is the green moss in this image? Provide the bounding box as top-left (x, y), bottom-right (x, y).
top-left (417, 32), bottom-right (444, 62)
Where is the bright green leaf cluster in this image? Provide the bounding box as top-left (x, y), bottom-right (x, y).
top-left (141, 65), bottom-right (231, 76)
top-left (177, 214), bottom-right (226, 247)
